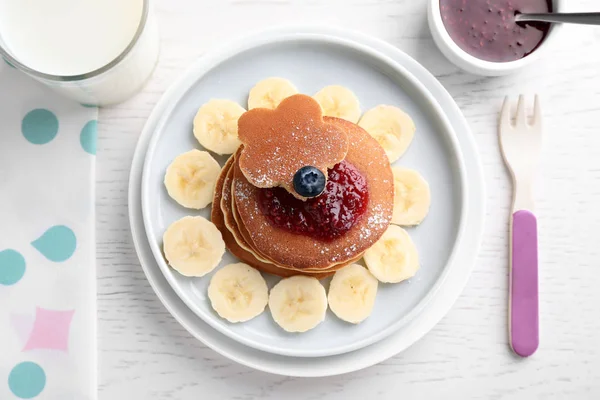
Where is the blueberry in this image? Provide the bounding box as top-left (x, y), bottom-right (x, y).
top-left (293, 166), bottom-right (326, 198)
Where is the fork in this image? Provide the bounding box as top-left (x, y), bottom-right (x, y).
top-left (499, 95), bottom-right (542, 357)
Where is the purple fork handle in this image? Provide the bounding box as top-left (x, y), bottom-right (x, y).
top-left (510, 210), bottom-right (539, 357)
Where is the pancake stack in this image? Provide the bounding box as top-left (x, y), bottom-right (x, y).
top-left (211, 95), bottom-right (394, 278)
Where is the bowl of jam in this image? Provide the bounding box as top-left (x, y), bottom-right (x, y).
top-left (428, 0), bottom-right (563, 75)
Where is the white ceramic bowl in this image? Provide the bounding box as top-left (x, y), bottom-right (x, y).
top-left (427, 0), bottom-right (563, 76)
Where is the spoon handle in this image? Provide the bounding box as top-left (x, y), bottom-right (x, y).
top-left (516, 12), bottom-right (600, 26)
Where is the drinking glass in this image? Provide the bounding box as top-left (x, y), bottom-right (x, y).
top-left (0, 0), bottom-right (160, 106)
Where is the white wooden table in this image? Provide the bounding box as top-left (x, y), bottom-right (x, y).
top-left (97, 0), bottom-right (600, 398)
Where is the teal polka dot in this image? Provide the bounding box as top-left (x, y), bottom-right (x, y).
top-left (80, 103), bottom-right (96, 108)
top-left (31, 225), bottom-right (76, 262)
top-left (0, 249), bottom-right (26, 286)
top-left (8, 362), bottom-right (46, 399)
top-left (22, 109), bottom-right (59, 145)
top-left (80, 120), bottom-right (97, 155)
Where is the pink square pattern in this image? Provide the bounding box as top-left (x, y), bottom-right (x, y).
top-left (23, 307), bottom-right (75, 352)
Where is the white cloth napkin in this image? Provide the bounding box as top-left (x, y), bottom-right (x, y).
top-left (0, 60), bottom-right (97, 399)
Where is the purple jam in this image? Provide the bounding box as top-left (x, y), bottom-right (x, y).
top-left (440, 0), bottom-right (552, 62)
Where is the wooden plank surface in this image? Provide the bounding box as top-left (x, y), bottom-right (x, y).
top-left (97, 0), bottom-right (600, 398)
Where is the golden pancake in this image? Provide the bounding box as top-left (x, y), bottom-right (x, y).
top-left (226, 161), bottom-right (350, 274)
top-left (229, 148), bottom-right (361, 273)
top-left (233, 117), bottom-right (393, 270)
top-left (211, 154), bottom-right (332, 279)
top-left (220, 159), bottom-right (273, 265)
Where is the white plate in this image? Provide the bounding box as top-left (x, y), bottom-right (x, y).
top-left (131, 26), bottom-right (484, 373)
top-left (141, 30), bottom-right (470, 357)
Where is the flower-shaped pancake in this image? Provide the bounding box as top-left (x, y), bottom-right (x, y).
top-left (237, 94), bottom-right (349, 199)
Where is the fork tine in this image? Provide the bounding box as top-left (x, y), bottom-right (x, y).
top-left (532, 94), bottom-right (541, 126)
top-left (515, 95), bottom-right (526, 127)
top-left (500, 96), bottom-right (512, 128)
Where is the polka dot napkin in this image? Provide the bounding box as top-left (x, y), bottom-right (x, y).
top-left (0, 60), bottom-right (97, 399)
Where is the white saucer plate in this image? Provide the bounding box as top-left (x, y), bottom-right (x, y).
top-left (130, 26), bottom-right (485, 374)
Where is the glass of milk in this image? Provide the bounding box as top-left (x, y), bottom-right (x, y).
top-left (0, 0), bottom-right (159, 106)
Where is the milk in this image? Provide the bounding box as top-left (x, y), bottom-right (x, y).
top-left (0, 0), bottom-right (159, 105)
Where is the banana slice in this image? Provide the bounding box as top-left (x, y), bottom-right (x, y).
top-left (268, 276), bottom-right (327, 333)
top-left (193, 99), bottom-right (246, 155)
top-left (163, 216), bottom-right (225, 277)
top-left (392, 167), bottom-right (431, 226)
top-left (363, 225), bottom-right (419, 283)
top-left (313, 85), bottom-right (361, 123)
top-left (358, 105), bottom-right (416, 163)
top-left (327, 264), bottom-right (378, 324)
top-left (248, 77), bottom-right (298, 110)
top-left (164, 149), bottom-right (221, 209)
top-left (208, 263), bottom-right (269, 323)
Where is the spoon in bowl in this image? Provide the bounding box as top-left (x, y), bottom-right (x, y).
top-left (515, 12), bottom-right (600, 25)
